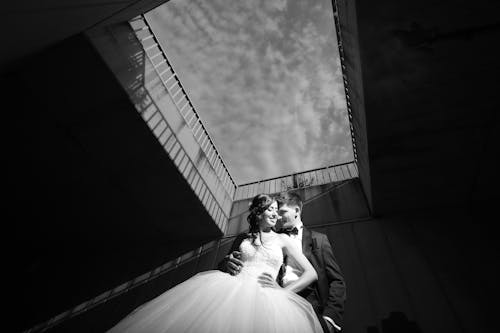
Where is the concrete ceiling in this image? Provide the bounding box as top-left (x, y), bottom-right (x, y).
top-left (354, 0), bottom-right (500, 216)
top-left (0, 0), bottom-right (172, 71)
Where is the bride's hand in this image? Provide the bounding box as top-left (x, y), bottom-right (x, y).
top-left (258, 273), bottom-right (281, 289)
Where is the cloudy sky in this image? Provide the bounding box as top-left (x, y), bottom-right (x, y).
top-left (147, 0), bottom-right (353, 184)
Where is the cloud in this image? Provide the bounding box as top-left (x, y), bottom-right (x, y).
top-left (147, 0), bottom-right (353, 184)
top-left (264, 0), bottom-right (288, 12)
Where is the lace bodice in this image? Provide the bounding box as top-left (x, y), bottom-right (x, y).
top-left (239, 233), bottom-right (284, 280)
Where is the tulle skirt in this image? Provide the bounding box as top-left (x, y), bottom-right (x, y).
top-left (107, 270), bottom-right (323, 333)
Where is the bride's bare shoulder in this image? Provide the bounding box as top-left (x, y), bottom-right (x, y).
top-left (275, 232), bottom-right (292, 247)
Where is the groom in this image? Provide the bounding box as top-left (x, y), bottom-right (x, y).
top-left (220, 192), bottom-right (346, 333)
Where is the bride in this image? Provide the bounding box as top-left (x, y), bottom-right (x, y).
top-left (107, 194), bottom-right (323, 333)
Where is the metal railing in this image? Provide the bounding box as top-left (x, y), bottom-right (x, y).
top-left (130, 15), bottom-right (236, 196)
top-left (21, 235), bottom-right (238, 333)
top-left (129, 15), bottom-right (237, 231)
top-left (234, 161), bottom-right (358, 201)
top-left (136, 15), bottom-right (236, 196)
top-left (332, 0), bottom-right (358, 163)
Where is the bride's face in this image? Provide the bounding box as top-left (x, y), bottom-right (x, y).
top-left (259, 201), bottom-right (279, 230)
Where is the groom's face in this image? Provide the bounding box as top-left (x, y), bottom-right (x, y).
top-left (277, 204), bottom-right (300, 229)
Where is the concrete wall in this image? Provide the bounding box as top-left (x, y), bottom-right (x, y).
top-left (335, 0), bottom-right (373, 213)
top-left (325, 208), bottom-right (495, 333)
top-left (4, 32), bottom-right (221, 332)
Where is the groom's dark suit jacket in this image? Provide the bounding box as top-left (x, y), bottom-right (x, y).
top-left (220, 227), bottom-right (346, 330)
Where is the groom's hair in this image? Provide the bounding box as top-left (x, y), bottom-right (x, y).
top-left (277, 191), bottom-right (303, 211)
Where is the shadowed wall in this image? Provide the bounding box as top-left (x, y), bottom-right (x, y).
top-left (4, 32), bottom-right (221, 332)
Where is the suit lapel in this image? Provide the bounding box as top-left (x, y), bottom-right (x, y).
top-left (302, 227), bottom-right (313, 260)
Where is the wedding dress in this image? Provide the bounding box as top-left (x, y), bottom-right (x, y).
top-left (107, 232), bottom-right (323, 332)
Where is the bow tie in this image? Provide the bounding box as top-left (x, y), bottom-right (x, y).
top-left (278, 227), bottom-right (299, 236)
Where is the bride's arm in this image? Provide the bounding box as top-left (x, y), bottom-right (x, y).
top-left (280, 234), bottom-right (318, 293)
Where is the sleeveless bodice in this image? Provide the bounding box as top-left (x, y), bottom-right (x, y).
top-left (239, 234), bottom-right (284, 280)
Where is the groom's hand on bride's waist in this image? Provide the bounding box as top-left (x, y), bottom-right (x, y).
top-left (258, 273), bottom-right (281, 289)
top-left (225, 251), bottom-right (243, 275)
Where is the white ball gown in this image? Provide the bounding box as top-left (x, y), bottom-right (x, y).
top-left (107, 233), bottom-right (323, 333)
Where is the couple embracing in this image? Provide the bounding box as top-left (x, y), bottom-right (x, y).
top-left (108, 192), bottom-right (346, 333)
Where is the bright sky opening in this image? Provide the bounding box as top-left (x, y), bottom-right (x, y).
top-left (147, 0), bottom-right (353, 184)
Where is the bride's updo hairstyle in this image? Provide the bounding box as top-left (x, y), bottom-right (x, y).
top-left (247, 194), bottom-right (275, 244)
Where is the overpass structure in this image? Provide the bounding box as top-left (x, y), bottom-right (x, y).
top-left (3, 1), bottom-right (497, 332)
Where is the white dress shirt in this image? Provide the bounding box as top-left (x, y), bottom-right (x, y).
top-left (282, 223), bottom-right (341, 331)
